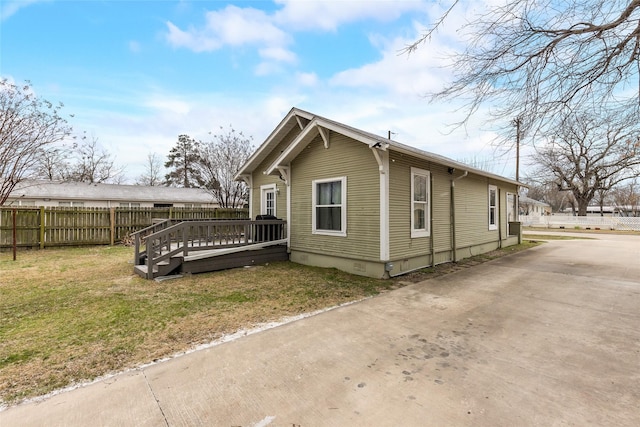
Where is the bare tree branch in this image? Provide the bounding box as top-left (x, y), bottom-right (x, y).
top-left (0, 79), bottom-right (73, 205)
top-left (408, 0), bottom-right (640, 138)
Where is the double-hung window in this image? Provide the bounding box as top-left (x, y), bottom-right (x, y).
top-left (312, 177), bottom-right (346, 236)
top-left (488, 185), bottom-right (498, 230)
top-left (411, 167), bottom-right (430, 238)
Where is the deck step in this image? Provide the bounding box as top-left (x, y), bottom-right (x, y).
top-left (134, 257), bottom-right (182, 279)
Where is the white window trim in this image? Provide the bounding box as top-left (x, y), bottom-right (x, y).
top-left (488, 185), bottom-right (498, 230)
top-left (312, 176), bottom-right (347, 237)
top-left (411, 167), bottom-right (430, 238)
top-left (260, 184), bottom-right (277, 216)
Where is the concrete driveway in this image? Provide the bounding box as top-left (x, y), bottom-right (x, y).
top-left (1, 233), bottom-right (639, 426)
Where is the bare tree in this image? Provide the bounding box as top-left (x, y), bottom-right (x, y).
top-left (135, 152), bottom-right (164, 186)
top-left (68, 134), bottom-right (125, 183)
top-left (532, 112), bottom-right (640, 215)
top-left (198, 127), bottom-right (253, 209)
top-left (164, 134), bottom-right (204, 188)
top-left (0, 79), bottom-right (73, 205)
top-left (406, 0), bottom-right (640, 137)
top-left (34, 144), bottom-right (74, 181)
top-left (610, 178), bottom-right (640, 216)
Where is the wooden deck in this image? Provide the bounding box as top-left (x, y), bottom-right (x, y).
top-left (132, 219), bottom-right (288, 279)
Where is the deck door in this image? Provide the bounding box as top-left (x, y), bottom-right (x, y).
top-left (260, 184), bottom-right (276, 216)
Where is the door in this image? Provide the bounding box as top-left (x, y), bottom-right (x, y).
top-left (260, 185), bottom-right (276, 216)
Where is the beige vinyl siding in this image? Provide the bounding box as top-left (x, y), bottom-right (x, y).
top-left (388, 152), bottom-right (453, 261)
top-left (290, 132), bottom-right (380, 261)
top-left (454, 175), bottom-right (519, 251)
top-left (431, 165), bottom-right (453, 262)
top-left (389, 152), bottom-right (428, 258)
top-left (249, 126), bottom-right (300, 219)
top-left (453, 175), bottom-right (492, 249)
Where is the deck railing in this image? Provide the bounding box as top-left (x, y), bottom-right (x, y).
top-left (133, 219), bottom-right (287, 279)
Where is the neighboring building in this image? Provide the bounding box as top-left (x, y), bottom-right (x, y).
top-left (235, 108), bottom-right (523, 279)
top-left (519, 196), bottom-right (552, 216)
top-left (6, 180), bottom-right (219, 208)
top-left (560, 205), bottom-right (640, 217)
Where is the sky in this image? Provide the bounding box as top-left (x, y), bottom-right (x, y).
top-left (1, 0), bottom-right (522, 182)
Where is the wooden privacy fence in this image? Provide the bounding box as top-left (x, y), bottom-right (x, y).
top-left (0, 207), bottom-right (249, 249)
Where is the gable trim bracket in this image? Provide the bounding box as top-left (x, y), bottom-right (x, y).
top-left (277, 166), bottom-right (290, 186)
top-left (318, 126), bottom-right (330, 149)
top-left (238, 174), bottom-right (252, 186)
top-left (370, 145), bottom-right (388, 174)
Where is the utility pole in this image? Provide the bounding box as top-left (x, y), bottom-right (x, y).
top-left (513, 117), bottom-right (521, 182)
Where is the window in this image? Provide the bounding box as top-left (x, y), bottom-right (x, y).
top-left (488, 185), bottom-right (498, 230)
top-left (411, 168), bottom-right (430, 238)
top-left (183, 203), bottom-right (201, 208)
top-left (59, 201), bottom-right (84, 207)
top-left (312, 177), bottom-right (346, 236)
top-left (119, 202), bottom-right (141, 208)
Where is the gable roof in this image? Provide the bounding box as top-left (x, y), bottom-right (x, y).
top-left (9, 180), bottom-right (218, 204)
top-left (236, 108), bottom-right (524, 187)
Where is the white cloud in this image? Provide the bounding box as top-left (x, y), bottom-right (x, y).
top-left (144, 96), bottom-right (191, 116)
top-left (165, 5), bottom-right (289, 52)
top-left (330, 25), bottom-right (455, 96)
top-left (259, 46), bottom-right (297, 63)
top-left (296, 72), bottom-right (319, 87)
top-left (1, 0), bottom-right (50, 21)
top-left (254, 61), bottom-right (284, 76)
top-left (273, 0), bottom-right (429, 31)
top-left (165, 21), bottom-right (222, 52)
top-left (203, 6), bottom-right (289, 46)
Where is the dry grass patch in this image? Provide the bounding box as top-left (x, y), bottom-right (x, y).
top-left (0, 246), bottom-right (398, 405)
top-left (1, 241), bottom-right (538, 405)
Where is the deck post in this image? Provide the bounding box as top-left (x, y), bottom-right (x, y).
top-left (182, 223), bottom-right (189, 256)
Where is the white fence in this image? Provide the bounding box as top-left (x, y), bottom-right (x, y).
top-left (520, 215), bottom-right (640, 231)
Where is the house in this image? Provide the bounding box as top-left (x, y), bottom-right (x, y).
top-left (235, 108), bottom-right (523, 279)
top-left (6, 180), bottom-right (219, 208)
top-left (519, 196), bottom-right (552, 216)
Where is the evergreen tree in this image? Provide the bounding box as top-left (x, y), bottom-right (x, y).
top-left (164, 134), bottom-right (204, 188)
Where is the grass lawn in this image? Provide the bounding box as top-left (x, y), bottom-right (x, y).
top-left (0, 242), bottom-right (537, 406)
top-left (523, 234), bottom-right (595, 241)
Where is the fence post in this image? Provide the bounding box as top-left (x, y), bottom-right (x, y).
top-left (12, 208), bottom-right (17, 261)
top-left (110, 207), bottom-right (116, 246)
top-left (39, 206), bottom-right (45, 249)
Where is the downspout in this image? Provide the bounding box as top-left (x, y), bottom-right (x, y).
top-left (498, 188), bottom-right (503, 248)
top-left (451, 170), bottom-right (468, 262)
top-left (430, 172), bottom-right (435, 265)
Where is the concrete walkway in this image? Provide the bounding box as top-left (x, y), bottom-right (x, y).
top-left (2, 233), bottom-right (639, 426)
